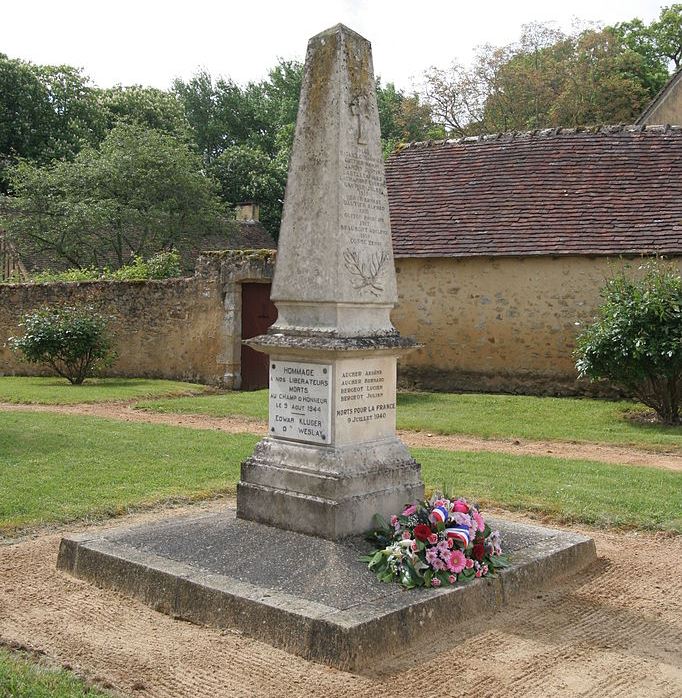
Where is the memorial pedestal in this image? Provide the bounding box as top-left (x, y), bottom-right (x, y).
top-left (237, 336), bottom-right (423, 539)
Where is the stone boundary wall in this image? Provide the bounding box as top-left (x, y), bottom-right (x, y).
top-left (3, 250), bottom-right (676, 396)
top-left (0, 250), bottom-right (275, 386)
top-left (392, 255), bottom-right (682, 397)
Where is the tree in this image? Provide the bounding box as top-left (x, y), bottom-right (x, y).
top-left (421, 19), bottom-right (675, 136)
top-left (614, 4), bottom-right (682, 84)
top-left (0, 55), bottom-right (103, 191)
top-left (208, 144), bottom-right (288, 237)
top-left (546, 27), bottom-right (652, 127)
top-left (173, 61), bottom-right (305, 237)
top-left (575, 260), bottom-right (682, 425)
top-left (4, 124), bottom-right (229, 269)
top-left (377, 80), bottom-right (443, 152)
top-left (97, 85), bottom-right (190, 139)
top-left (421, 61), bottom-right (488, 136)
top-left (10, 305), bottom-right (116, 385)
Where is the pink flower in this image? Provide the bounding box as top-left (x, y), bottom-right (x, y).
top-left (431, 578), bottom-right (441, 587)
top-left (427, 533), bottom-right (438, 545)
top-left (475, 569), bottom-right (483, 578)
top-left (411, 541), bottom-right (418, 552)
top-left (453, 500), bottom-right (469, 513)
top-left (425, 548), bottom-right (439, 565)
top-left (473, 511), bottom-right (485, 532)
top-left (437, 540), bottom-right (450, 554)
top-left (402, 504), bottom-right (417, 516)
top-left (465, 558), bottom-right (474, 569)
top-left (448, 549), bottom-right (466, 574)
top-left (482, 564), bottom-right (489, 575)
top-left (447, 538), bottom-right (454, 549)
top-left (402, 531), bottom-right (411, 540)
top-left (453, 512), bottom-right (472, 527)
top-left (448, 574), bottom-right (456, 584)
top-left (390, 515), bottom-right (398, 526)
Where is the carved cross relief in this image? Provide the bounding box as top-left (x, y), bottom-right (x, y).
top-left (350, 94), bottom-right (369, 145)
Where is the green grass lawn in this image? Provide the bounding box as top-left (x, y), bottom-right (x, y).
top-left (0, 412), bottom-right (257, 534)
top-left (416, 447), bottom-right (681, 532)
top-left (137, 389), bottom-right (682, 451)
top-left (138, 390), bottom-right (269, 420)
top-left (0, 376), bottom-right (210, 404)
top-left (0, 647), bottom-right (109, 697)
top-left (1, 412), bottom-right (679, 535)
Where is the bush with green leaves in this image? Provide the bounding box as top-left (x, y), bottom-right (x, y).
top-left (110, 250), bottom-right (182, 280)
top-left (575, 260), bottom-right (682, 424)
top-left (4, 251), bottom-right (184, 284)
top-left (30, 266), bottom-right (101, 283)
top-left (9, 305), bottom-right (116, 385)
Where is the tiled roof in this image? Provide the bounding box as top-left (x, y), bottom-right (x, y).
top-left (385, 125), bottom-right (682, 258)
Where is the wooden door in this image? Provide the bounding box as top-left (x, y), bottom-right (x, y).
top-left (241, 283), bottom-right (277, 390)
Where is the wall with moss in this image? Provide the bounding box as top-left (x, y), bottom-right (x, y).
top-left (0, 251), bottom-right (275, 385)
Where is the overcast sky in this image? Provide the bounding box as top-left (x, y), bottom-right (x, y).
top-left (1, 1), bottom-right (666, 91)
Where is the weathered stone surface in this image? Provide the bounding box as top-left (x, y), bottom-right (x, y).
top-left (238, 25), bottom-right (423, 539)
top-left (238, 435), bottom-right (423, 538)
top-left (270, 24), bottom-right (398, 337)
top-left (57, 509), bottom-right (597, 671)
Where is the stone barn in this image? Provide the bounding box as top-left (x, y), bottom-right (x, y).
top-left (385, 125), bottom-right (682, 395)
top-left (637, 67), bottom-right (682, 127)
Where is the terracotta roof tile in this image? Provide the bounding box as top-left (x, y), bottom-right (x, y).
top-left (385, 125), bottom-right (682, 258)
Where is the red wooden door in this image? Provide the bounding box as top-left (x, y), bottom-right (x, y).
top-left (241, 283), bottom-right (277, 390)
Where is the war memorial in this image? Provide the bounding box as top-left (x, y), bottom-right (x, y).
top-left (57, 25), bottom-right (595, 670)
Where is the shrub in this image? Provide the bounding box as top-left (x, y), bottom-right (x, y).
top-left (575, 260), bottom-right (682, 424)
top-left (146, 250), bottom-right (183, 279)
top-left (111, 251), bottom-right (182, 280)
top-left (9, 305), bottom-right (116, 385)
top-left (2, 251), bottom-right (184, 284)
top-left (30, 267), bottom-right (102, 283)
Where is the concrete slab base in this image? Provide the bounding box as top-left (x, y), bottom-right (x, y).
top-left (57, 509), bottom-right (596, 671)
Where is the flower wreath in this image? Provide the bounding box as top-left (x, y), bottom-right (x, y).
top-left (362, 494), bottom-right (509, 589)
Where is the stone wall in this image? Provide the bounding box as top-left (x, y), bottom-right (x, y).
top-left (392, 255), bottom-right (682, 395)
top-left (639, 70), bottom-right (682, 126)
top-left (3, 251), bottom-right (677, 395)
top-left (0, 251), bottom-right (275, 386)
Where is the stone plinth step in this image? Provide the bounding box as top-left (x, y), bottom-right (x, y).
top-left (57, 509), bottom-right (596, 671)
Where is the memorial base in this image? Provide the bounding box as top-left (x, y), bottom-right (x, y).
top-left (237, 437), bottom-right (423, 539)
top-left (238, 333), bottom-right (425, 540)
top-left (56, 508), bottom-right (597, 672)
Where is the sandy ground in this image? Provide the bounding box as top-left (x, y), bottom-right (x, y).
top-left (0, 501), bottom-right (681, 698)
top-left (1, 401), bottom-right (680, 471)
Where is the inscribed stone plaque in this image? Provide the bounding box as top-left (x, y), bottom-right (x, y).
top-left (334, 356), bottom-right (396, 445)
top-left (269, 361), bottom-right (332, 444)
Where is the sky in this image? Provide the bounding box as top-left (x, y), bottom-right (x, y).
top-left (0, 1), bottom-right (667, 91)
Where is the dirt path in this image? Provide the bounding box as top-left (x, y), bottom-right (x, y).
top-left (0, 502), bottom-right (680, 698)
top-left (2, 401), bottom-right (680, 471)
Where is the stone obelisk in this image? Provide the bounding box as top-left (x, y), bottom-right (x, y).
top-left (237, 24), bottom-right (423, 539)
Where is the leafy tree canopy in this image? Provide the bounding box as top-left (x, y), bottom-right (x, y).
top-left (97, 85), bottom-right (190, 139)
top-left (422, 10), bottom-right (679, 136)
top-left (4, 123), bottom-right (229, 269)
top-left (0, 55), bottom-right (103, 190)
top-left (613, 3), bottom-right (682, 79)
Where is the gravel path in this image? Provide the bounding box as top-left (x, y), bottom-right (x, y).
top-left (1, 502), bottom-right (680, 698)
top-left (1, 401), bottom-right (679, 471)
